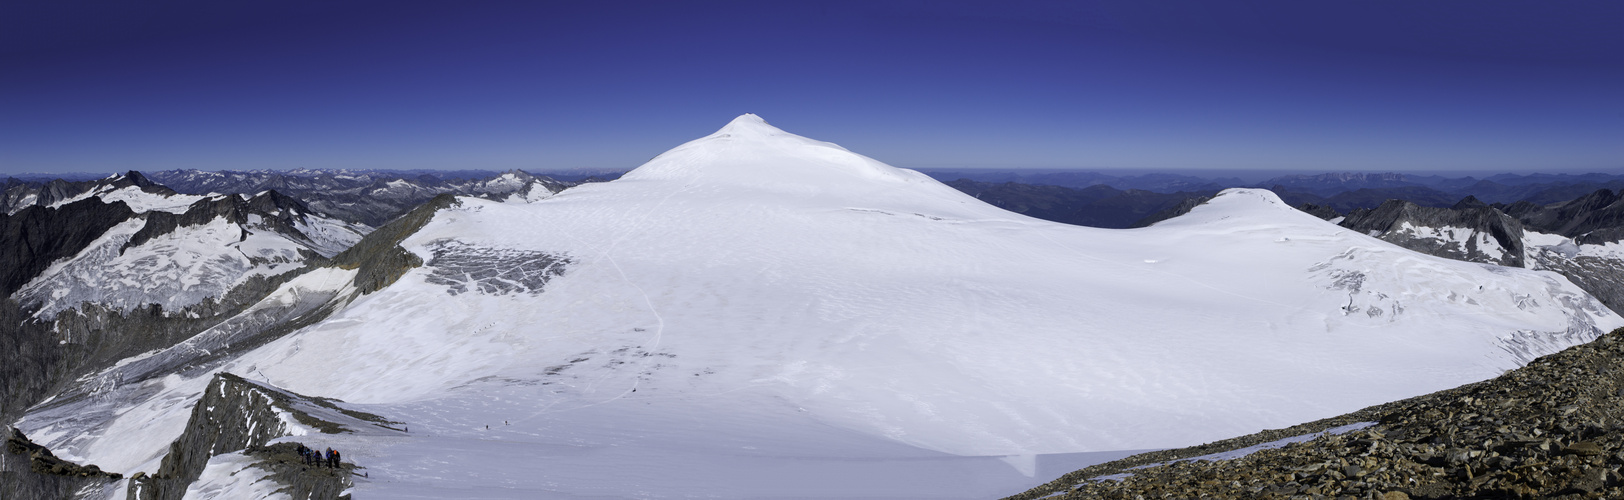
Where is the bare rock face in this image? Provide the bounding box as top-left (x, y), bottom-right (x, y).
top-left (0, 198), bottom-right (137, 297)
top-left (1009, 327), bottom-right (1624, 500)
top-left (1341, 198), bottom-right (1527, 268)
top-left (127, 373), bottom-right (390, 500)
top-left (2, 427), bottom-right (121, 500)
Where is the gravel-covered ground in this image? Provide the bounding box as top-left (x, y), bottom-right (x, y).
top-left (1008, 327), bottom-right (1624, 500)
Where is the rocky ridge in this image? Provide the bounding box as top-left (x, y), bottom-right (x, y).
top-left (3, 427), bottom-right (122, 500)
top-left (1340, 197), bottom-right (1527, 268)
top-left (124, 189), bottom-right (363, 257)
top-left (1, 171), bottom-right (177, 216)
top-left (1503, 189), bottom-right (1624, 245)
top-left (128, 373), bottom-right (392, 500)
top-left (1008, 326), bottom-right (1624, 500)
top-left (146, 168), bottom-right (569, 226)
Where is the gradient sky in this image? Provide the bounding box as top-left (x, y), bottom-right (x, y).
top-left (2, 1), bottom-right (1620, 175)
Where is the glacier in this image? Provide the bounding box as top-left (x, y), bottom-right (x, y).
top-left (12, 114), bottom-right (1623, 499)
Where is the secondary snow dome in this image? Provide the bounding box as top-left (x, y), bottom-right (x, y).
top-left (29, 114), bottom-right (1622, 498)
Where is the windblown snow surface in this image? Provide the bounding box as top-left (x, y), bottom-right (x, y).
top-left (17, 115), bottom-right (1623, 499)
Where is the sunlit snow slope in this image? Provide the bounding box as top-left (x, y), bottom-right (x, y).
top-left (260, 114), bottom-right (1617, 449)
top-left (20, 115), bottom-right (1622, 499)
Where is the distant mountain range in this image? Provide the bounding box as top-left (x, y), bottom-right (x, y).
top-left (919, 170), bottom-right (1624, 210)
top-left (4, 169), bottom-right (582, 227)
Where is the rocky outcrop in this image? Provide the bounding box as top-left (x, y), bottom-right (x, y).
top-left (1529, 250), bottom-right (1624, 319)
top-left (236, 443), bottom-right (354, 500)
top-left (1009, 327), bottom-right (1624, 500)
top-left (330, 192), bottom-right (460, 293)
top-left (1341, 198), bottom-right (1527, 268)
top-left (128, 373), bottom-right (390, 500)
top-left (2, 427), bottom-right (120, 500)
top-left (0, 198), bottom-right (137, 297)
top-left (1296, 203), bottom-right (1341, 221)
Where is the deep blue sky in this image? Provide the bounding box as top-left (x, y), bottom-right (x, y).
top-left (2, 1), bottom-right (1620, 175)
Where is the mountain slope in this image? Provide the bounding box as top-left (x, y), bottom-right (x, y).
top-left (10, 115), bottom-right (1622, 499)
top-left (12, 191), bottom-right (366, 320)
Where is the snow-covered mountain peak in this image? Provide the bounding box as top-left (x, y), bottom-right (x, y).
top-left (620, 114), bottom-right (943, 199)
top-left (714, 112), bottom-right (778, 136)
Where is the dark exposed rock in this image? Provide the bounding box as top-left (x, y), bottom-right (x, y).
top-left (127, 373), bottom-right (385, 500)
top-left (238, 443), bottom-right (354, 500)
top-left (1296, 203), bottom-right (1341, 220)
top-left (1527, 250), bottom-right (1624, 320)
top-left (3, 427), bottom-right (120, 500)
top-left (1340, 198), bottom-right (1527, 268)
top-left (1007, 327), bottom-right (1624, 500)
top-left (0, 198), bottom-right (138, 297)
top-left (329, 192), bottom-right (460, 293)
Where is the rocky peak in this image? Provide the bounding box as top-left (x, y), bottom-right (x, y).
top-left (1451, 195), bottom-right (1489, 210)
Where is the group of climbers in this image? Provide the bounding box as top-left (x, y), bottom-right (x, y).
top-left (295, 444), bottom-right (342, 468)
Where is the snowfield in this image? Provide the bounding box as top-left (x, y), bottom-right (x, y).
top-left (17, 115), bottom-right (1623, 498)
